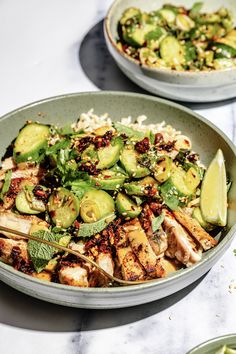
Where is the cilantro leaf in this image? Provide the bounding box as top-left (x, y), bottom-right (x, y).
top-left (151, 213), bottom-right (164, 232)
top-left (28, 230), bottom-right (64, 273)
top-left (0, 170), bottom-right (12, 201)
top-left (45, 139), bottom-right (70, 155)
top-left (114, 122), bottom-right (145, 139)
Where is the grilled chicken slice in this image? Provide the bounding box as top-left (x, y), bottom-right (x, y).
top-left (32, 271), bottom-right (52, 282)
top-left (163, 210), bottom-right (202, 267)
top-left (173, 210), bottom-right (217, 250)
top-left (0, 237), bottom-right (28, 264)
top-left (0, 162), bottom-right (43, 181)
top-left (97, 252), bottom-right (114, 276)
top-left (117, 246), bottom-right (145, 281)
top-left (0, 211), bottom-right (47, 240)
top-left (1, 157), bottom-right (16, 171)
top-left (124, 219), bottom-right (164, 278)
top-left (58, 264), bottom-right (89, 287)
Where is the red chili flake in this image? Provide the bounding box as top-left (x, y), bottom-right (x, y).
top-left (93, 130), bottom-right (113, 149)
top-left (76, 136), bottom-right (93, 153)
top-left (79, 162), bottom-right (100, 175)
top-left (154, 133), bottom-right (164, 145)
top-left (33, 185), bottom-right (49, 202)
top-left (103, 175), bottom-right (111, 179)
top-left (135, 137), bottom-right (150, 153)
top-left (74, 220), bottom-right (80, 229)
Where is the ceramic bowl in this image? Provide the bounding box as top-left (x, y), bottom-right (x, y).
top-left (0, 91), bottom-right (236, 309)
top-left (187, 334), bottom-right (236, 354)
top-left (104, 0), bottom-right (236, 102)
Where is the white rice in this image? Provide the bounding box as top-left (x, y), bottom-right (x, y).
top-left (73, 109), bottom-right (183, 143)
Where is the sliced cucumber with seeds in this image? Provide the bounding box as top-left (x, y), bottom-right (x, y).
top-left (48, 187), bottom-right (80, 228)
top-left (80, 189), bottom-right (115, 223)
top-left (153, 156), bottom-right (172, 183)
top-left (120, 7), bottom-right (141, 25)
top-left (176, 14), bottom-right (195, 31)
top-left (116, 192), bottom-right (141, 218)
top-left (14, 123), bottom-right (50, 163)
top-left (124, 176), bottom-right (158, 196)
top-left (120, 146), bottom-right (150, 178)
top-left (192, 207), bottom-right (215, 231)
top-left (97, 137), bottom-right (123, 169)
top-left (213, 42), bottom-right (236, 59)
top-left (185, 166), bottom-right (201, 191)
top-left (171, 165), bottom-right (193, 196)
top-left (159, 9), bottom-right (176, 23)
top-left (16, 185), bottom-right (47, 214)
top-left (160, 36), bottom-right (185, 66)
top-left (89, 170), bottom-right (126, 190)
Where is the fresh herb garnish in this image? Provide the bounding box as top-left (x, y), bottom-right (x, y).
top-left (77, 213), bottom-right (116, 237)
top-left (151, 213), bottom-right (164, 232)
top-left (113, 122), bottom-right (145, 139)
top-left (0, 170), bottom-right (12, 201)
top-left (28, 230), bottom-right (66, 273)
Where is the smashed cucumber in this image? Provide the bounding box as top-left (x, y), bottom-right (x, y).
top-left (153, 156), bottom-right (172, 183)
top-left (120, 7), bottom-right (141, 25)
top-left (97, 137), bottom-right (123, 169)
top-left (48, 187), bottom-right (80, 228)
top-left (124, 176), bottom-right (158, 196)
top-left (16, 185), bottom-right (47, 214)
top-left (89, 170), bottom-right (126, 190)
top-left (13, 123), bottom-right (50, 163)
top-left (160, 36), bottom-right (185, 66)
top-left (80, 189), bottom-right (115, 223)
top-left (120, 146), bottom-right (150, 178)
top-left (116, 192), bottom-right (141, 218)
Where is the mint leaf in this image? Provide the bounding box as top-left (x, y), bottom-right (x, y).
top-left (0, 170), bottom-right (12, 201)
top-left (28, 230), bottom-right (63, 273)
top-left (77, 213), bottom-right (116, 237)
top-left (152, 213), bottom-right (164, 232)
top-left (114, 122), bottom-right (145, 139)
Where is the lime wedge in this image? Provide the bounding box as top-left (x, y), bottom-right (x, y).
top-left (200, 149), bottom-right (227, 227)
top-left (214, 345), bottom-right (227, 354)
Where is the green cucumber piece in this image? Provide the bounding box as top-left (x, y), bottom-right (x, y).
top-left (89, 170), bottom-right (126, 190)
top-left (48, 187), bottom-right (80, 228)
top-left (213, 58), bottom-right (235, 70)
top-left (176, 14), bottom-right (195, 31)
top-left (139, 48), bottom-right (157, 66)
top-left (97, 137), bottom-right (123, 169)
top-left (159, 9), bottom-right (176, 23)
top-left (145, 27), bottom-right (167, 50)
top-left (160, 36), bottom-right (185, 66)
top-left (171, 165), bottom-right (194, 196)
top-left (120, 7), bottom-right (141, 25)
top-left (81, 144), bottom-right (98, 163)
top-left (213, 42), bottom-right (236, 59)
top-left (80, 189), bottom-right (115, 223)
top-left (13, 123), bottom-right (50, 163)
top-left (124, 176), bottom-right (158, 196)
top-left (153, 156), bottom-right (172, 183)
top-left (116, 192), bottom-right (141, 218)
top-left (185, 166), bottom-right (201, 191)
top-left (120, 146), bottom-right (150, 178)
top-left (216, 29), bottom-right (236, 50)
top-left (16, 185), bottom-right (46, 215)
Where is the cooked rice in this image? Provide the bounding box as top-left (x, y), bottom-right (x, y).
top-left (73, 109), bottom-right (183, 143)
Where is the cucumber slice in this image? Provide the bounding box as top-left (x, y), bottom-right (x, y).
top-left (159, 9), bottom-right (176, 23)
top-left (171, 165), bottom-right (193, 196)
top-left (216, 29), bottom-right (236, 50)
top-left (14, 123), bottom-right (50, 163)
top-left (89, 170), bottom-right (126, 190)
top-left (153, 156), bottom-right (172, 183)
top-left (213, 42), bottom-right (236, 59)
top-left (16, 185), bottom-right (46, 215)
top-left (120, 7), bottom-right (141, 25)
top-left (80, 189), bottom-right (115, 223)
top-left (139, 48), bottom-right (157, 66)
top-left (213, 58), bottom-right (235, 70)
top-left (160, 36), bottom-right (185, 66)
top-left (81, 145), bottom-right (98, 163)
top-left (176, 14), bottom-right (195, 31)
top-left (48, 187), bottom-right (80, 228)
top-left (185, 166), bottom-right (201, 191)
top-left (116, 192), bottom-right (141, 218)
top-left (120, 146), bottom-right (150, 178)
top-left (97, 138), bottom-right (123, 169)
top-left (124, 176), bottom-right (158, 196)
top-left (145, 27), bottom-right (167, 50)
top-left (192, 207), bottom-right (215, 231)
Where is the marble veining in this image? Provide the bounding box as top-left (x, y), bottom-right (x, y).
top-left (0, 1), bottom-right (236, 354)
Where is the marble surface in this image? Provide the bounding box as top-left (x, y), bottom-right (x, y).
top-left (0, 1), bottom-right (236, 353)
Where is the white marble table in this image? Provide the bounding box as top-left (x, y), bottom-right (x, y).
top-left (0, 1), bottom-right (236, 353)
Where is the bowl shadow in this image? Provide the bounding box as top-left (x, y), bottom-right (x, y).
top-left (79, 20), bottom-right (236, 109)
top-left (0, 274), bottom-right (205, 332)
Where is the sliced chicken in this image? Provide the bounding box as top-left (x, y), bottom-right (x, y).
top-left (117, 246), bottom-right (145, 281)
top-left (59, 264), bottom-right (89, 287)
top-left (97, 252), bottom-right (114, 276)
top-left (173, 210), bottom-right (217, 250)
top-left (124, 219), bottom-right (164, 278)
top-left (0, 211), bottom-right (47, 240)
top-left (32, 271), bottom-right (52, 282)
top-left (0, 237), bottom-right (28, 264)
top-left (1, 157), bottom-right (16, 171)
top-left (163, 210), bottom-right (202, 267)
top-left (158, 257), bottom-right (181, 276)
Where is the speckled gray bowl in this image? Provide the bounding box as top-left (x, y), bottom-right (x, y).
top-left (104, 0), bottom-right (236, 102)
top-left (0, 91), bottom-right (236, 308)
top-left (187, 334), bottom-right (236, 354)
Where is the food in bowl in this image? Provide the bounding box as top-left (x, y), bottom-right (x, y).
top-left (214, 345), bottom-right (236, 354)
top-left (0, 110), bottom-right (228, 287)
top-left (116, 2), bottom-right (236, 71)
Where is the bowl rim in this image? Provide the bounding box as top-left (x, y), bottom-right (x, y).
top-left (0, 90), bottom-right (236, 294)
top-left (187, 333), bottom-right (236, 353)
top-left (104, 0), bottom-right (236, 77)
